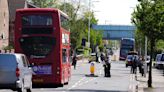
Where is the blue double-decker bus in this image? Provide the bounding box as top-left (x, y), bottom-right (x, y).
top-left (119, 38), bottom-right (135, 60)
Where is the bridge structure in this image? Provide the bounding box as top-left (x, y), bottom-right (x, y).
top-left (92, 24), bottom-right (136, 40)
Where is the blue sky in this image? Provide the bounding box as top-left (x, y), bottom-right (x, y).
top-left (92, 0), bottom-right (139, 25)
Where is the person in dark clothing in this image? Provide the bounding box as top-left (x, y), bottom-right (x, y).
top-left (100, 53), bottom-right (105, 62)
top-left (72, 55), bottom-right (77, 69)
top-left (96, 53), bottom-right (99, 63)
top-left (104, 55), bottom-right (111, 77)
top-left (138, 57), bottom-right (144, 76)
top-left (131, 55), bottom-right (137, 74)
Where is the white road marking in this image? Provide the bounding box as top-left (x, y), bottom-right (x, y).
top-left (68, 77), bottom-right (86, 90)
top-left (67, 66), bottom-right (104, 91)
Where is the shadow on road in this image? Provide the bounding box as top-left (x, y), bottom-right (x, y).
top-left (32, 84), bottom-right (64, 88)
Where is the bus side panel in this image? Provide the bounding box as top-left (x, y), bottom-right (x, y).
top-left (53, 11), bottom-right (63, 84)
top-left (14, 12), bottom-right (22, 53)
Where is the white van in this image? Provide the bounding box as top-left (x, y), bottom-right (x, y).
top-left (154, 53), bottom-right (164, 69)
top-left (0, 53), bottom-right (32, 92)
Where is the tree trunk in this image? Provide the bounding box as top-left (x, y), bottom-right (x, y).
top-left (148, 39), bottom-right (155, 87)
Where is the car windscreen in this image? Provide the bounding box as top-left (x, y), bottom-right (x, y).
top-left (127, 55), bottom-right (138, 60)
top-left (127, 55), bottom-right (132, 59)
top-left (0, 54), bottom-right (17, 68)
top-left (19, 36), bottom-right (56, 58)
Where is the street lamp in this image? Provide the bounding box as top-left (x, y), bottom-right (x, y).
top-left (88, 0), bottom-right (99, 48)
top-left (88, 0), bottom-right (91, 48)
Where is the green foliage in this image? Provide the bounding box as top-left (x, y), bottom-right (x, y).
top-left (132, 0), bottom-right (164, 40)
top-left (30, 0), bottom-right (58, 8)
top-left (58, 3), bottom-right (75, 19)
top-left (156, 40), bottom-right (164, 52)
top-left (58, 3), bottom-right (102, 51)
top-left (132, 0), bottom-right (164, 87)
top-left (134, 29), bottom-right (145, 54)
top-left (132, 0), bottom-right (164, 53)
top-left (3, 45), bottom-right (14, 50)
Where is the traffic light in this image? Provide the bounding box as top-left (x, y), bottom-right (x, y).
top-left (81, 38), bottom-right (86, 46)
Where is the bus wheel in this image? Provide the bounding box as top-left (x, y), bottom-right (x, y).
top-left (59, 84), bottom-right (64, 87)
top-left (64, 82), bottom-right (68, 85)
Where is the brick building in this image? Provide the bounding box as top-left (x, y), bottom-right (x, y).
top-left (0, 0), bottom-right (37, 50)
top-left (0, 0), bottom-right (9, 49)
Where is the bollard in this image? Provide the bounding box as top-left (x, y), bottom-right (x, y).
top-left (90, 62), bottom-right (95, 76)
top-left (85, 62), bottom-right (98, 77)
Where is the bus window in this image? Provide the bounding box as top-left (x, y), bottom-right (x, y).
top-left (60, 15), bottom-right (69, 31)
top-left (22, 15), bottom-right (52, 26)
top-left (19, 36), bottom-right (55, 58)
top-left (62, 49), bottom-right (67, 63)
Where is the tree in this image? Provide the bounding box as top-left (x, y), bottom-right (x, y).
top-left (59, 2), bottom-right (85, 50)
top-left (30, 0), bottom-right (59, 8)
top-left (156, 40), bottom-right (164, 53)
top-left (59, 2), bottom-right (102, 51)
top-left (132, 0), bottom-right (164, 87)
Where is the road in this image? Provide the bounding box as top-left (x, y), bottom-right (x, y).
top-left (0, 59), bottom-right (137, 92)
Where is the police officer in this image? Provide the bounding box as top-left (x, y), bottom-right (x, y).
top-left (104, 52), bottom-right (111, 77)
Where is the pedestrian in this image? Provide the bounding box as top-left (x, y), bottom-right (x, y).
top-left (138, 59), bottom-right (144, 76)
top-left (100, 52), bottom-right (105, 62)
top-left (103, 53), bottom-right (111, 77)
top-left (107, 55), bottom-right (111, 77)
top-left (72, 55), bottom-right (77, 69)
top-left (131, 55), bottom-right (137, 74)
top-left (96, 52), bottom-right (99, 63)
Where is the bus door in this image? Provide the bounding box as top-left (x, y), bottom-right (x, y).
top-left (62, 48), bottom-right (69, 83)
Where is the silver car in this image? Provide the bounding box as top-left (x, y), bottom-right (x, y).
top-left (0, 53), bottom-right (32, 92)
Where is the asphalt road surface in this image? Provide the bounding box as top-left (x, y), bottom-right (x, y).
top-left (0, 59), bottom-right (137, 92)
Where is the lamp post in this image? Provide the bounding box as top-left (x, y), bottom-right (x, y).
top-left (145, 36), bottom-right (147, 60)
top-left (88, 0), bottom-right (91, 48)
top-left (64, 0), bottom-right (66, 12)
top-left (88, 0), bottom-right (99, 48)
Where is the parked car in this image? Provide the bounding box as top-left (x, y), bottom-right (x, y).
top-left (154, 53), bottom-right (164, 69)
top-left (0, 53), bottom-right (32, 92)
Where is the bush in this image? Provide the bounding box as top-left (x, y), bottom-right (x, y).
top-left (3, 45), bottom-right (14, 50)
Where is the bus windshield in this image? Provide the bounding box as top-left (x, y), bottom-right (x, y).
top-left (22, 15), bottom-right (52, 26)
top-left (19, 36), bottom-right (55, 58)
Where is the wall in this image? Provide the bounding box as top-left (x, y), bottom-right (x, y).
top-left (0, 0), bottom-right (9, 49)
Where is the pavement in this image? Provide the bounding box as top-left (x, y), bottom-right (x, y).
top-left (136, 68), bottom-right (164, 92)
